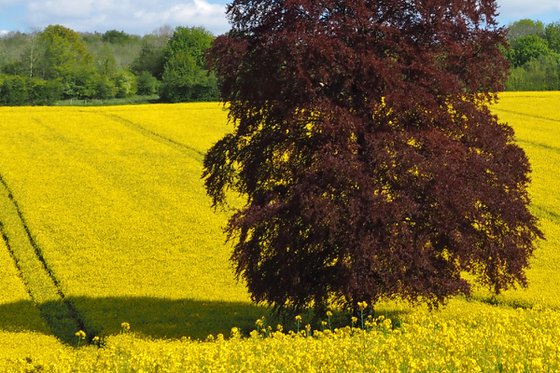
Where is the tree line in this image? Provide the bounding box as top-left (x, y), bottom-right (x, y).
top-left (505, 19), bottom-right (560, 90)
top-left (1, 19), bottom-right (559, 106)
top-left (0, 25), bottom-right (218, 105)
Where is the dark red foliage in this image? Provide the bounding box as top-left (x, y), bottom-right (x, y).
top-left (203, 0), bottom-right (543, 312)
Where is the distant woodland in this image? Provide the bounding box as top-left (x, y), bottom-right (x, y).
top-left (0, 25), bottom-right (218, 105)
top-left (0, 19), bottom-right (559, 105)
top-left (505, 19), bottom-right (560, 90)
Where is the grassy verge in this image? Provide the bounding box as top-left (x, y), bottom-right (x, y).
top-left (54, 95), bottom-right (160, 106)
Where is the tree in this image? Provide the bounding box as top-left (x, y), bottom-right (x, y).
top-left (160, 26), bottom-right (219, 102)
top-left (36, 25), bottom-right (98, 99)
top-left (113, 70), bottom-right (137, 98)
top-left (507, 19), bottom-right (545, 41)
top-left (509, 34), bottom-right (554, 67)
top-left (507, 54), bottom-right (560, 90)
top-left (136, 71), bottom-right (159, 95)
top-left (0, 74), bottom-right (61, 105)
top-left (131, 37), bottom-right (166, 79)
top-left (0, 74), bottom-right (29, 105)
top-left (102, 30), bottom-right (134, 45)
top-left (204, 0), bottom-right (543, 313)
top-left (545, 22), bottom-right (560, 53)
top-left (130, 25), bottom-right (173, 79)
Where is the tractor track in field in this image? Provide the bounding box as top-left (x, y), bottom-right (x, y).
top-left (1, 221), bottom-right (33, 300)
top-left (494, 108), bottom-right (560, 154)
top-left (517, 139), bottom-right (560, 155)
top-left (98, 112), bottom-right (206, 162)
top-left (0, 173), bottom-right (93, 345)
top-left (493, 107), bottom-right (560, 124)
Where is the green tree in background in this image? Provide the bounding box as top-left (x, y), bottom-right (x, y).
top-left (545, 22), bottom-right (560, 53)
top-left (507, 54), bottom-right (560, 90)
top-left (36, 25), bottom-right (98, 99)
top-left (102, 30), bottom-right (135, 45)
top-left (0, 75), bottom-right (28, 105)
top-left (0, 74), bottom-right (62, 105)
top-left (504, 20), bottom-right (560, 90)
top-left (94, 44), bottom-right (119, 77)
top-left (114, 70), bottom-right (137, 98)
top-left (131, 26), bottom-right (172, 81)
top-left (136, 71), bottom-right (159, 95)
top-left (131, 38), bottom-right (166, 79)
top-left (159, 26), bottom-right (218, 102)
top-left (507, 19), bottom-right (545, 41)
top-left (509, 34), bottom-right (554, 67)
top-left (0, 31), bottom-right (35, 76)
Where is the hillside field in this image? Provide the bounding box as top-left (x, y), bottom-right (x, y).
top-left (0, 93), bottom-right (559, 371)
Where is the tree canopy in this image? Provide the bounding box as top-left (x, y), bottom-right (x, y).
top-left (160, 26), bottom-right (219, 102)
top-left (509, 34), bottom-right (554, 67)
top-left (507, 19), bottom-right (545, 41)
top-left (37, 25), bottom-right (96, 80)
top-left (204, 0), bottom-right (543, 313)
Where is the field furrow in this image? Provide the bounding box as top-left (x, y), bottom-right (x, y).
top-left (0, 228), bottom-right (65, 361)
top-left (517, 139), bottom-right (560, 154)
top-left (98, 112), bottom-right (206, 162)
top-left (493, 107), bottom-right (560, 124)
top-left (0, 174), bottom-right (91, 344)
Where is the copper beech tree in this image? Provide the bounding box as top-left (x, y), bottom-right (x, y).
top-left (203, 0), bottom-right (542, 313)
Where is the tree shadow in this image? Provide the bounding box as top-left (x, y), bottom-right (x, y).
top-left (0, 297), bottom-right (416, 345)
top-left (466, 294), bottom-right (533, 310)
top-left (0, 297), bottom-right (270, 344)
top-left (0, 300), bottom-right (51, 334)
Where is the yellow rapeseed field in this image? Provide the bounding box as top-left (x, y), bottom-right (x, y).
top-left (0, 233), bottom-right (66, 361)
top-left (490, 92), bottom-right (560, 308)
top-left (0, 94), bottom-right (559, 371)
top-left (0, 103), bottom-right (263, 340)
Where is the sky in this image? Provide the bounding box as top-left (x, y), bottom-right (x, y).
top-left (1, 0), bottom-right (560, 37)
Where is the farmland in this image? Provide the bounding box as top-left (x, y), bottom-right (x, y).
top-left (0, 93), bottom-right (559, 370)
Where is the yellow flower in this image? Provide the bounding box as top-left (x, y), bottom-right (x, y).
top-left (74, 330), bottom-right (86, 339)
top-left (121, 322), bottom-right (131, 332)
top-left (295, 315), bottom-right (302, 322)
top-left (357, 301), bottom-right (368, 311)
top-left (326, 310), bottom-right (333, 318)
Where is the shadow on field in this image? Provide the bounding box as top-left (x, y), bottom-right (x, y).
top-left (0, 300), bottom-right (51, 334)
top-left (468, 294), bottom-right (533, 310)
top-left (0, 297), bottom-right (269, 341)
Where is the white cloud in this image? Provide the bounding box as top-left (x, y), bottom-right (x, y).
top-left (0, 30), bottom-right (9, 36)
top-left (497, 0), bottom-right (560, 23)
top-left (133, 0), bottom-right (226, 30)
top-left (28, 0), bottom-right (95, 18)
top-left (24, 0), bottom-right (229, 35)
top-left (3, 1), bottom-right (560, 35)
